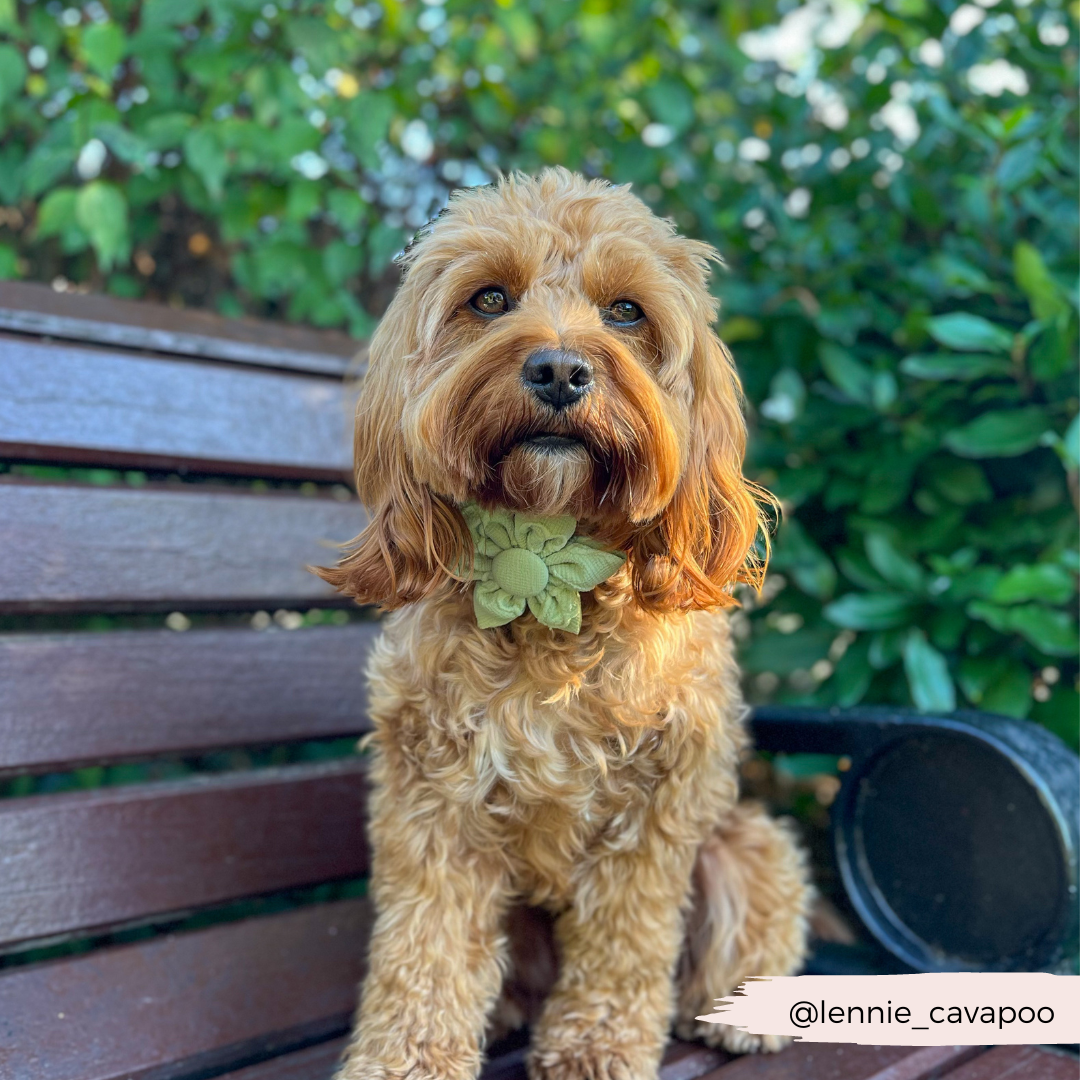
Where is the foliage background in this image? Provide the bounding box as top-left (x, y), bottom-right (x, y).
top-left (1, 0), bottom-right (1077, 748)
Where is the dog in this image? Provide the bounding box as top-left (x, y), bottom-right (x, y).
top-left (317, 168), bottom-right (811, 1080)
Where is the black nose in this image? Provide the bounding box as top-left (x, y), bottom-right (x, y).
top-left (522, 349), bottom-right (594, 410)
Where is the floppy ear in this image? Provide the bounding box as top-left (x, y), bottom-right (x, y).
top-left (313, 302), bottom-right (471, 609)
top-left (630, 322), bottom-right (774, 613)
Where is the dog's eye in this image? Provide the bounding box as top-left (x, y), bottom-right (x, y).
top-left (604, 300), bottom-right (644, 326)
top-left (469, 287), bottom-right (510, 316)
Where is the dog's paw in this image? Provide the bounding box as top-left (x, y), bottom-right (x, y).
top-left (527, 1043), bottom-right (657, 1080)
top-left (679, 1019), bottom-right (790, 1054)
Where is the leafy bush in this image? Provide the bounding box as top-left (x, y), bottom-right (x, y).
top-left (0, 0), bottom-right (1076, 744)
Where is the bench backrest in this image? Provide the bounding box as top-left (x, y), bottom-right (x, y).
top-left (0, 282), bottom-right (376, 1080)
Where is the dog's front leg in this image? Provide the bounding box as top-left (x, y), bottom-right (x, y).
top-left (527, 830), bottom-right (696, 1080)
top-left (336, 790), bottom-right (510, 1080)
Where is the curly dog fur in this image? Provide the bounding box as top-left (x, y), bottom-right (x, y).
top-left (317, 169), bottom-right (811, 1080)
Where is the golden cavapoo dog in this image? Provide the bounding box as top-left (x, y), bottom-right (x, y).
top-left (317, 168), bottom-right (811, 1080)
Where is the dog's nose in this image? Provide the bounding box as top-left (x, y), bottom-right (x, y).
top-left (522, 349), bottom-right (594, 410)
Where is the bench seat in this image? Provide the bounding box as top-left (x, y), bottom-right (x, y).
top-left (0, 283), bottom-right (1074, 1080)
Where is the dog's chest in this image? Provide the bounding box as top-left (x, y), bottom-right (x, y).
top-left (369, 600), bottom-right (738, 898)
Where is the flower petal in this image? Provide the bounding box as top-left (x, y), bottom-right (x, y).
top-left (546, 540), bottom-right (626, 591)
top-left (512, 512), bottom-right (577, 555)
top-left (528, 585), bottom-right (582, 634)
top-left (474, 579), bottom-right (526, 628)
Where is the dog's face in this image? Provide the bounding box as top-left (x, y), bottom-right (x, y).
top-left (320, 169), bottom-right (770, 614)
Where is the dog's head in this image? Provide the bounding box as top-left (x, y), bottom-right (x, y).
top-left (319, 169), bottom-right (772, 614)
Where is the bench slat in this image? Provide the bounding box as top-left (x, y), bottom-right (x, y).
top-left (0, 281), bottom-right (359, 376)
top-left (0, 899), bottom-right (369, 1080)
top-left (0, 483), bottom-right (364, 612)
top-left (940, 1046), bottom-right (1078, 1080)
top-left (0, 760), bottom-right (367, 949)
top-left (217, 1038), bottom-right (725, 1080)
top-left (698, 1044), bottom-right (930, 1080)
top-left (0, 625), bottom-right (375, 775)
top-left (215, 1039), bottom-right (348, 1080)
top-left (0, 335), bottom-right (353, 479)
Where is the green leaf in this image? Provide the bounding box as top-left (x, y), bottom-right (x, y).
top-left (35, 187), bottom-right (78, 239)
top-left (899, 353), bottom-right (1013, 380)
top-left (740, 628), bottom-right (834, 675)
top-left (928, 459), bottom-right (992, 505)
top-left (903, 629), bottom-right (956, 712)
top-left (93, 122), bottom-right (153, 168)
top-left (346, 93), bottom-right (395, 171)
top-left (22, 143), bottom-right (77, 199)
top-left (1028, 320), bottom-right (1073, 382)
top-left (980, 664), bottom-right (1033, 719)
top-left (824, 592), bottom-right (914, 630)
top-left (75, 181), bottom-right (130, 271)
top-left (819, 342), bottom-right (873, 404)
top-left (183, 127), bottom-right (227, 201)
top-left (926, 313), bottom-right (1014, 354)
top-left (81, 22), bottom-right (127, 81)
top-left (0, 43), bottom-right (26, 107)
top-left (990, 564), bottom-right (1076, 605)
top-left (1063, 413), bottom-right (1079, 471)
top-left (968, 601), bottom-right (1080, 657)
top-left (865, 533), bottom-right (924, 594)
top-left (1014, 241), bottom-right (1069, 321)
top-left (772, 517), bottom-right (837, 599)
top-left (142, 112), bottom-right (195, 150)
top-left (1031, 687), bottom-right (1080, 752)
top-left (826, 639), bottom-right (873, 707)
top-left (322, 240), bottom-right (364, 287)
top-left (996, 139), bottom-right (1042, 190)
top-left (645, 78), bottom-right (696, 132)
top-left (143, 0), bottom-right (204, 27)
top-left (0, 142), bottom-right (24, 203)
top-left (0, 241), bottom-right (19, 279)
top-left (944, 407), bottom-right (1050, 458)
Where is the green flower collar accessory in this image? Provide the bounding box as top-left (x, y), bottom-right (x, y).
top-left (460, 502), bottom-right (626, 634)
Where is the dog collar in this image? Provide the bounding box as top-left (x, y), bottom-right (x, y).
top-left (459, 502), bottom-right (626, 634)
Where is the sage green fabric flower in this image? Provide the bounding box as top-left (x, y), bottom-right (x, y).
top-left (460, 502), bottom-right (626, 634)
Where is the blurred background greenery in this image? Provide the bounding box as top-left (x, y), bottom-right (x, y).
top-left (0, 0), bottom-right (1077, 747)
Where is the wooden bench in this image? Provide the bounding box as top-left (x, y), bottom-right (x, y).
top-left (0, 281), bottom-right (1075, 1080)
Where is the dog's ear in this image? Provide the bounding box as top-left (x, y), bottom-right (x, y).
top-left (630, 315), bottom-right (774, 614)
top-left (313, 308), bottom-right (471, 609)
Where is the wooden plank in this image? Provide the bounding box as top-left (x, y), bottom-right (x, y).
top-left (0, 483), bottom-right (365, 612)
top-left (0, 900), bottom-right (369, 1080)
top-left (700, 1044), bottom-right (922, 1080)
top-left (0, 334), bottom-right (353, 479)
top-left (863, 1047), bottom-right (986, 1080)
top-left (0, 760), bottom-right (368, 949)
top-left (214, 1038), bottom-right (722, 1080)
top-left (0, 280), bottom-right (360, 376)
top-left (941, 1045), bottom-right (1079, 1080)
top-left (661, 1042), bottom-right (730, 1080)
top-left (0, 624), bottom-right (376, 775)
top-left (216, 1039), bottom-right (347, 1080)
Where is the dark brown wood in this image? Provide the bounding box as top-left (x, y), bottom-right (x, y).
top-left (941, 1045), bottom-right (1078, 1080)
top-left (214, 1038), bottom-right (723, 1080)
top-left (0, 483), bottom-right (365, 612)
top-left (216, 1039), bottom-right (348, 1080)
top-left (861, 1046), bottom-right (985, 1080)
top-left (0, 760), bottom-right (368, 949)
top-left (661, 1042), bottom-right (730, 1080)
top-left (0, 899), bottom-right (370, 1080)
top-left (0, 624), bottom-right (376, 775)
top-left (0, 280), bottom-right (362, 376)
top-left (0, 334), bottom-right (354, 479)
top-left (700, 1044), bottom-right (925, 1080)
